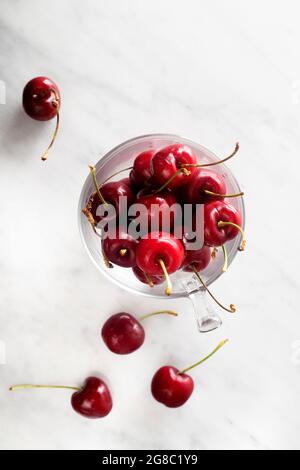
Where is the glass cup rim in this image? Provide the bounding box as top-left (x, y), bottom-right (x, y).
top-left (78, 133), bottom-right (245, 299)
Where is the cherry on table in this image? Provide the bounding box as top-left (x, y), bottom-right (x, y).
top-left (71, 376), bottom-right (112, 418)
top-left (151, 339), bottom-right (228, 407)
top-left (23, 76), bottom-right (60, 121)
top-left (9, 376), bottom-right (112, 419)
top-left (22, 76), bottom-right (61, 161)
top-left (101, 310), bottom-right (177, 355)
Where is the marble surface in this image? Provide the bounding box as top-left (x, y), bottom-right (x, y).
top-left (0, 0), bottom-right (300, 450)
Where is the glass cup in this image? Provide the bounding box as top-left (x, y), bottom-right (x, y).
top-left (78, 134), bottom-right (245, 333)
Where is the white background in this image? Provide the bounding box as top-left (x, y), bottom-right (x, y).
top-left (0, 0), bottom-right (300, 450)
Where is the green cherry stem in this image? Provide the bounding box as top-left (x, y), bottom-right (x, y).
top-left (190, 264), bottom-right (236, 313)
top-left (139, 310), bottom-right (177, 321)
top-left (203, 189), bottom-right (244, 199)
top-left (89, 165), bottom-right (108, 205)
top-left (178, 339), bottom-right (229, 375)
top-left (9, 384), bottom-right (80, 392)
top-left (217, 221), bottom-right (246, 251)
top-left (182, 142), bottom-right (240, 170)
top-left (221, 245), bottom-right (228, 272)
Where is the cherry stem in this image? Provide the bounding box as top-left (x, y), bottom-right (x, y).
top-left (155, 143), bottom-right (239, 193)
top-left (217, 221), bottom-right (246, 251)
top-left (102, 249), bottom-right (113, 269)
top-left (155, 168), bottom-right (191, 193)
top-left (119, 248), bottom-right (127, 256)
top-left (178, 339), bottom-right (229, 375)
top-left (190, 264), bottom-right (236, 313)
top-left (101, 167), bottom-right (133, 185)
top-left (89, 165), bottom-right (107, 205)
top-left (221, 245), bottom-right (228, 272)
top-left (139, 310), bottom-right (177, 321)
top-left (183, 142), bottom-right (240, 169)
top-left (9, 384), bottom-right (80, 392)
top-left (158, 258), bottom-right (172, 296)
top-left (143, 272), bottom-right (154, 287)
top-left (81, 207), bottom-right (97, 233)
top-left (41, 112), bottom-right (60, 161)
top-left (203, 189), bottom-right (244, 199)
top-left (211, 247), bottom-right (218, 259)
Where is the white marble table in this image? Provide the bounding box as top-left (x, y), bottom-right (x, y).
top-left (0, 0), bottom-right (299, 450)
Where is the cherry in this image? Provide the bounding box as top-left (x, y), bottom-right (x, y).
top-left (182, 245), bottom-right (211, 272)
top-left (183, 169), bottom-right (226, 204)
top-left (204, 200), bottom-right (245, 249)
top-left (151, 144), bottom-right (197, 190)
top-left (9, 376), bottom-right (112, 419)
top-left (23, 76), bottom-right (60, 121)
top-left (136, 232), bottom-right (185, 295)
top-left (84, 167), bottom-right (135, 225)
top-left (71, 376), bottom-right (112, 418)
top-left (155, 142), bottom-right (240, 193)
top-left (130, 150), bottom-right (156, 187)
top-left (151, 339), bottom-right (228, 408)
top-left (151, 366), bottom-right (194, 408)
top-left (102, 230), bottom-right (138, 268)
top-left (134, 191), bottom-right (178, 234)
top-left (22, 76), bottom-right (61, 161)
top-left (101, 310), bottom-right (177, 355)
top-left (132, 265), bottom-right (164, 287)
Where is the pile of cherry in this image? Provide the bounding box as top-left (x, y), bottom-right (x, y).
top-left (84, 141), bottom-right (245, 313)
top-left (9, 76), bottom-right (243, 419)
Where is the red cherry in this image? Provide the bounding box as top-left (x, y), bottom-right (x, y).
top-left (204, 200), bottom-right (244, 247)
top-left (130, 150), bottom-right (156, 187)
top-left (71, 376), bottom-right (112, 418)
top-left (23, 76), bottom-right (60, 121)
top-left (102, 310), bottom-right (177, 355)
top-left (135, 191), bottom-right (178, 233)
top-left (182, 169), bottom-right (226, 204)
top-left (86, 174), bottom-right (135, 225)
top-left (151, 144), bottom-right (197, 190)
top-left (132, 265), bottom-right (164, 286)
top-left (9, 376), bottom-right (113, 419)
top-left (136, 232), bottom-right (185, 295)
top-left (22, 76), bottom-right (61, 161)
top-left (151, 340), bottom-right (228, 408)
top-left (182, 245), bottom-right (211, 272)
top-left (102, 230), bottom-right (138, 267)
top-left (136, 232), bottom-right (184, 276)
top-left (102, 313), bottom-right (145, 354)
top-left (151, 366), bottom-right (194, 408)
